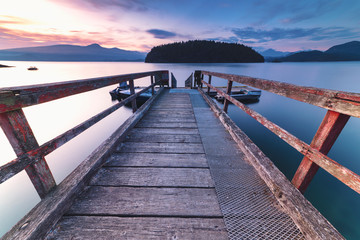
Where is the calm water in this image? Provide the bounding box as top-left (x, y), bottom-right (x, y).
top-left (0, 61), bottom-right (360, 238)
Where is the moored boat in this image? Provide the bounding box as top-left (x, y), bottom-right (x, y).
top-left (214, 87), bottom-right (261, 102)
top-left (110, 82), bottom-right (154, 105)
top-left (27, 66), bottom-right (38, 70)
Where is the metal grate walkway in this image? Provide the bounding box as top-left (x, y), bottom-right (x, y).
top-left (45, 89), bottom-right (303, 239)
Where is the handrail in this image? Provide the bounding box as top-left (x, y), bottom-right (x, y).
top-left (0, 70), bottom-right (169, 198)
top-left (0, 70), bottom-right (169, 113)
top-left (196, 70), bottom-right (360, 194)
top-left (197, 70), bottom-right (360, 118)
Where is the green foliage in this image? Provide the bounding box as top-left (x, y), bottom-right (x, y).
top-left (145, 40), bottom-right (264, 63)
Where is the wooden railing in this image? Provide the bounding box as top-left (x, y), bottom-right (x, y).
top-left (195, 70), bottom-right (360, 194)
top-left (0, 70), bottom-right (169, 198)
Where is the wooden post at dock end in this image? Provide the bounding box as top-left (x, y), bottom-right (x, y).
top-left (292, 110), bottom-right (350, 193)
top-left (207, 75), bottom-right (212, 95)
top-left (171, 73), bottom-right (177, 88)
top-left (184, 73), bottom-right (193, 88)
top-left (150, 75), bottom-right (155, 95)
top-left (128, 80), bottom-right (138, 113)
top-left (194, 71), bottom-right (202, 88)
top-left (0, 109), bottom-right (56, 198)
top-left (223, 80), bottom-right (233, 113)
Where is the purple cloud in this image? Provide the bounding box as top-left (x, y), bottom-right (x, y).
top-left (232, 27), bottom-right (360, 43)
top-left (146, 29), bottom-right (177, 39)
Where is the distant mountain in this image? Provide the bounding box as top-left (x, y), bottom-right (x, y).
top-left (260, 49), bottom-right (292, 58)
top-left (277, 41), bottom-right (360, 62)
top-left (145, 40), bottom-right (264, 63)
top-left (260, 49), bottom-right (292, 62)
top-left (0, 44), bottom-right (146, 61)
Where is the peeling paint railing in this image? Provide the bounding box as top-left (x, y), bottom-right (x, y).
top-left (0, 70), bottom-right (169, 198)
top-left (195, 70), bottom-right (360, 194)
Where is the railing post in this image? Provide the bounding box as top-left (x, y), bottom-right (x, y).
top-left (292, 110), bottom-right (350, 193)
top-left (151, 75), bottom-right (155, 95)
top-left (128, 80), bottom-right (138, 113)
top-left (207, 75), bottom-right (212, 95)
top-left (223, 80), bottom-right (233, 113)
top-left (0, 109), bottom-right (56, 198)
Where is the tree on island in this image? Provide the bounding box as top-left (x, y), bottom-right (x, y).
top-left (145, 40), bottom-right (264, 63)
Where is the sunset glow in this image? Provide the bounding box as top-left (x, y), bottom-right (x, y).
top-left (1, 0), bottom-right (360, 52)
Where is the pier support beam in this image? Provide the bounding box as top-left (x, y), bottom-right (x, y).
top-left (223, 80), bottom-right (233, 113)
top-left (292, 110), bottom-right (350, 193)
top-left (129, 80), bottom-right (138, 113)
top-left (0, 109), bottom-right (56, 198)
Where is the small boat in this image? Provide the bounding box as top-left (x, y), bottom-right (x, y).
top-left (110, 82), bottom-right (153, 105)
top-left (27, 66), bottom-right (38, 71)
top-left (214, 88), bottom-right (261, 102)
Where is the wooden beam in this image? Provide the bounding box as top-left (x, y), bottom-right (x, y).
top-left (199, 70), bottom-right (360, 118)
top-left (0, 83), bottom-right (162, 184)
top-left (150, 75), bottom-right (155, 95)
top-left (201, 80), bottom-right (360, 194)
top-left (0, 70), bottom-right (168, 113)
top-left (1, 88), bottom-right (165, 240)
top-left (198, 88), bottom-right (344, 239)
top-left (128, 80), bottom-right (138, 112)
top-left (223, 80), bottom-right (233, 113)
top-left (207, 75), bottom-right (212, 95)
top-left (292, 110), bottom-right (350, 193)
top-left (0, 109), bottom-right (56, 198)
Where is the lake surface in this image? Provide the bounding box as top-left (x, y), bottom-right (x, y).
top-left (1, 61), bottom-right (359, 239)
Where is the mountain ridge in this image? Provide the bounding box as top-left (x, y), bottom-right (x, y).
top-left (0, 44), bottom-right (146, 62)
top-left (277, 41), bottom-right (360, 62)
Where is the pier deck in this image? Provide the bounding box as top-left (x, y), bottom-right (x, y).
top-left (44, 89), bottom-right (303, 239)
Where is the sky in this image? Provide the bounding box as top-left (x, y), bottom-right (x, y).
top-left (0, 0), bottom-right (360, 52)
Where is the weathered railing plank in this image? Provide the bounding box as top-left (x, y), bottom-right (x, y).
top-left (0, 109), bottom-right (56, 198)
top-left (0, 70), bottom-right (168, 198)
top-left (0, 70), bottom-right (168, 113)
top-left (1, 88), bottom-right (165, 240)
top-left (0, 82), bottom-right (162, 184)
top-left (199, 70), bottom-right (360, 118)
top-left (198, 88), bottom-right (344, 239)
top-left (292, 110), bottom-right (350, 193)
top-left (201, 80), bottom-right (360, 194)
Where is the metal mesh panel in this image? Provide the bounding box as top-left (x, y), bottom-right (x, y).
top-left (208, 158), bottom-right (304, 240)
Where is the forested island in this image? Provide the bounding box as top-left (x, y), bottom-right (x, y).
top-left (145, 40), bottom-right (264, 63)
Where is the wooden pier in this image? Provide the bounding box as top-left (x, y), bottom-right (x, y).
top-left (1, 70), bottom-right (360, 239)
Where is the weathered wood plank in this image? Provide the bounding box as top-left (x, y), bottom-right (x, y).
top-left (292, 110), bottom-right (350, 193)
top-left (67, 186), bottom-right (223, 217)
top-left (0, 109), bottom-right (56, 198)
top-left (90, 167), bottom-right (214, 187)
top-left (136, 121), bottom-right (198, 128)
top-left (202, 81), bottom-right (360, 194)
top-left (200, 70), bottom-right (360, 118)
top-left (125, 133), bottom-right (202, 143)
top-left (0, 85), bottom-right (161, 185)
top-left (148, 109), bottom-right (194, 114)
top-left (117, 142), bottom-right (204, 154)
top-left (0, 70), bottom-right (168, 113)
top-left (145, 113), bottom-right (195, 118)
top-left (151, 104), bottom-right (191, 110)
top-left (1, 87), bottom-right (165, 240)
top-left (105, 153), bottom-right (208, 167)
top-left (199, 89), bottom-right (344, 239)
top-left (141, 115), bottom-right (196, 123)
top-left (130, 128), bottom-right (199, 135)
top-left (45, 216), bottom-right (227, 240)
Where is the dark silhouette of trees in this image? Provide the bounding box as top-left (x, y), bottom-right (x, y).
top-left (145, 40), bottom-right (264, 63)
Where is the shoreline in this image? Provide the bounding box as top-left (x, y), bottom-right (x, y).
top-left (0, 64), bottom-right (13, 68)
